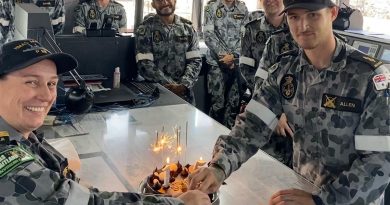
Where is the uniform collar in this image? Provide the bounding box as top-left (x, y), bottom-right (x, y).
top-left (154, 14), bottom-right (183, 26)
top-left (0, 117), bottom-right (37, 143)
top-left (294, 37), bottom-right (347, 73)
top-left (261, 15), bottom-right (288, 30)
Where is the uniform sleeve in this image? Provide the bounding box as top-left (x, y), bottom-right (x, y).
top-left (1, 159), bottom-right (185, 205)
top-left (51, 0), bottom-right (65, 34)
top-left (135, 24), bottom-right (174, 84)
top-left (210, 64), bottom-right (284, 177)
top-left (202, 5), bottom-right (229, 57)
top-left (179, 26), bottom-right (202, 89)
top-left (73, 4), bottom-right (86, 34)
top-left (118, 6), bottom-right (127, 29)
top-left (254, 37), bottom-right (275, 91)
top-left (239, 25), bottom-right (256, 91)
top-left (317, 66), bottom-right (390, 204)
top-left (0, 0), bottom-right (14, 45)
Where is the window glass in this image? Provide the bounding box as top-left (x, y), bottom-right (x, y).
top-left (349, 0), bottom-right (390, 35)
top-left (116, 0), bottom-right (136, 30)
top-left (143, 0), bottom-right (194, 21)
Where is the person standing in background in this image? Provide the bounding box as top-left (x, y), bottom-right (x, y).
top-left (203, 0), bottom-right (248, 128)
top-left (0, 0), bottom-right (65, 46)
top-left (135, 0), bottom-right (201, 104)
top-left (73, 0), bottom-right (126, 34)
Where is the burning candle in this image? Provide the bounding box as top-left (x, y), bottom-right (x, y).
top-left (194, 157), bottom-right (206, 170)
top-left (163, 157), bottom-right (170, 188)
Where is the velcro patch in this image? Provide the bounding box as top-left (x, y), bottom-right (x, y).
top-left (231, 13), bottom-right (245, 19)
top-left (0, 147), bottom-right (35, 177)
top-left (321, 94), bottom-right (362, 113)
top-left (373, 73), bottom-right (390, 91)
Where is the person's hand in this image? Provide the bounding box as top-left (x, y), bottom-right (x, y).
top-left (269, 189), bottom-right (315, 205)
top-left (177, 190), bottom-right (211, 205)
top-left (219, 54), bottom-right (234, 68)
top-left (188, 166), bottom-right (225, 194)
top-left (275, 113), bottom-right (294, 137)
top-left (164, 84), bottom-right (188, 97)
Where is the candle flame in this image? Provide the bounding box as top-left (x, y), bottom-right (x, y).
top-left (166, 157), bottom-right (170, 164)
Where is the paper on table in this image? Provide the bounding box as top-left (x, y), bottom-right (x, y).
top-left (53, 122), bottom-right (89, 137)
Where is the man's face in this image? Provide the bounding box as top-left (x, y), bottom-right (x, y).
top-left (0, 59), bottom-right (58, 135)
top-left (152, 0), bottom-right (176, 16)
top-left (223, 0), bottom-right (235, 4)
top-left (260, 0), bottom-right (284, 16)
top-left (286, 7), bottom-right (338, 50)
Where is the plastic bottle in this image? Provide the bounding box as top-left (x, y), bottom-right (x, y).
top-left (113, 67), bottom-right (120, 88)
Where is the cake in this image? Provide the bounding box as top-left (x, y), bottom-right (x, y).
top-left (145, 161), bottom-right (202, 196)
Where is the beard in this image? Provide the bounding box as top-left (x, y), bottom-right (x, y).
top-left (156, 6), bottom-right (175, 16)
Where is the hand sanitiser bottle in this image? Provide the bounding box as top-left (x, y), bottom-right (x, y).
top-left (113, 67), bottom-right (120, 88)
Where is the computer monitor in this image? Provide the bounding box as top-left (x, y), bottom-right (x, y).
top-left (378, 47), bottom-right (390, 63)
top-left (14, 3), bottom-right (56, 52)
top-left (55, 35), bottom-right (137, 88)
top-left (351, 40), bottom-right (379, 57)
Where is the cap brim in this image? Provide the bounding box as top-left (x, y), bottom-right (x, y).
top-left (9, 52), bottom-right (78, 75)
top-left (279, 3), bottom-right (334, 15)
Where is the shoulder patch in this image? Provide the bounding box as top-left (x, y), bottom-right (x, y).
top-left (276, 49), bottom-right (298, 62)
top-left (349, 51), bottom-right (383, 69)
top-left (0, 147), bottom-right (35, 177)
top-left (245, 18), bottom-right (261, 28)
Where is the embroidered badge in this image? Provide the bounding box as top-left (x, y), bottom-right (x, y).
top-left (233, 13), bottom-right (245, 19)
top-left (280, 42), bottom-right (292, 53)
top-left (137, 27), bottom-right (146, 36)
top-left (373, 73), bottom-right (390, 91)
top-left (280, 74), bottom-right (297, 100)
top-left (175, 36), bottom-right (189, 42)
top-left (88, 8), bottom-right (97, 20)
top-left (0, 131), bottom-right (9, 145)
top-left (256, 31), bottom-right (266, 43)
top-left (0, 147), bottom-right (35, 177)
top-left (153, 30), bottom-right (162, 43)
top-left (216, 8), bottom-right (223, 18)
top-left (321, 93), bottom-right (362, 113)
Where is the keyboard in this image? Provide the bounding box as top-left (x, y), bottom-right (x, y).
top-left (125, 82), bottom-right (159, 98)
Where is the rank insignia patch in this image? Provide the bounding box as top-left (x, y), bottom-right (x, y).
top-left (256, 31), bottom-right (266, 43)
top-left (216, 8), bottom-right (223, 18)
top-left (153, 30), bottom-right (162, 43)
top-left (321, 93), bottom-right (362, 113)
top-left (88, 8), bottom-right (97, 19)
top-left (280, 74), bottom-right (297, 100)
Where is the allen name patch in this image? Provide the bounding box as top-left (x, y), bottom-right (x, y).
top-left (321, 94), bottom-right (362, 113)
top-left (0, 147), bottom-right (35, 177)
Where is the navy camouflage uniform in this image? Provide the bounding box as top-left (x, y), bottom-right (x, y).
top-left (73, 0), bottom-right (126, 34)
top-left (210, 37), bottom-right (390, 204)
top-left (203, 0), bottom-right (248, 128)
top-left (0, 117), bottom-right (186, 204)
top-left (240, 16), bottom-right (288, 93)
top-left (135, 14), bottom-right (202, 104)
top-left (0, 0), bottom-right (65, 45)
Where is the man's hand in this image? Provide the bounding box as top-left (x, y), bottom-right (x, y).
top-left (188, 166), bottom-right (225, 194)
top-left (177, 190), bottom-right (211, 205)
top-left (219, 54), bottom-right (235, 68)
top-left (164, 84), bottom-right (188, 97)
top-left (275, 113), bottom-right (294, 137)
top-left (269, 189), bottom-right (315, 205)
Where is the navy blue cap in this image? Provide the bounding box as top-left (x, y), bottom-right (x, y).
top-left (0, 39), bottom-right (78, 75)
top-left (281, 0), bottom-right (336, 14)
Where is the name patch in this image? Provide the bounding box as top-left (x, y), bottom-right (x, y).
top-left (321, 94), bottom-right (362, 113)
top-left (0, 147), bottom-right (35, 177)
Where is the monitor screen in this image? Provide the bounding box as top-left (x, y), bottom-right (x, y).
top-left (380, 48), bottom-right (390, 62)
top-left (14, 3), bottom-right (56, 52)
top-left (352, 40), bottom-right (379, 57)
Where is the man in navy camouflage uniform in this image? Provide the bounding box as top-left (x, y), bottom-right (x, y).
top-left (203, 0), bottom-right (248, 128)
top-left (0, 0), bottom-right (65, 46)
top-left (73, 0), bottom-right (126, 34)
top-left (135, 0), bottom-right (201, 104)
top-left (189, 0), bottom-right (390, 204)
top-left (0, 39), bottom-right (210, 205)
